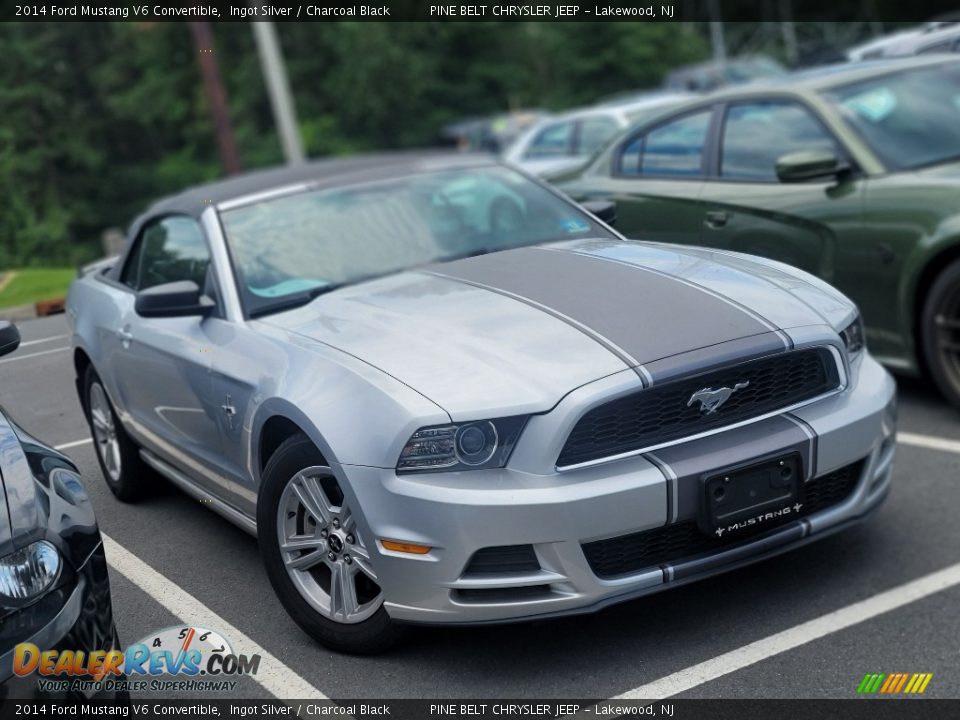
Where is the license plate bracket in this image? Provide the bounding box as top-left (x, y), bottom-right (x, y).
top-left (700, 453), bottom-right (802, 537)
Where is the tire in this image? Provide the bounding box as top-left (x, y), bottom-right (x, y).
top-left (257, 434), bottom-right (404, 655)
top-left (922, 259), bottom-right (960, 410)
top-left (83, 365), bottom-right (150, 502)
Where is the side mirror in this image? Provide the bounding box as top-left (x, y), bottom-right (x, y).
top-left (775, 150), bottom-right (847, 183)
top-left (582, 200), bottom-right (617, 226)
top-left (135, 281), bottom-right (214, 318)
top-left (0, 321), bottom-right (21, 358)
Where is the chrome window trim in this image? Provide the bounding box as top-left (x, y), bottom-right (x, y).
top-left (555, 344), bottom-right (847, 472)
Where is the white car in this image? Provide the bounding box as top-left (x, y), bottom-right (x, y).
top-left (502, 93), bottom-right (690, 178)
top-left (846, 22), bottom-right (958, 60)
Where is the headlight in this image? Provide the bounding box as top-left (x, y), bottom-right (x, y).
top-left (397, 416), bottom-right (528, 473)
top-left (840, 314), bottom-right (865, 355)
top-left (0, 541), bottom-right (61, 604)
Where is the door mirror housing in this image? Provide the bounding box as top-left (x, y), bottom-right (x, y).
top-left (135, 281), bottom-right (215, 318)
top-left (0, 321), bottom-right (21, 358)
top-left (581, 200), bottom-right (617, 226)
top-left (775, 150), bottom-right (847, 183)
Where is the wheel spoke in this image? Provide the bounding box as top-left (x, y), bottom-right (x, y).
top-left (109, 441), bottom-right (121, 477)
top-left (281, 535), bottom-right (325, 553)
top-left (91, 407), bottom-right (109, 433)
top-left (293, 474), bottom-right (334, 525)
top-left (347, 543), bottom-right (370, 562)
top-left (285, 549), bottom-right (326, 571)
top-left (329, 562), bottom-right (359, 619)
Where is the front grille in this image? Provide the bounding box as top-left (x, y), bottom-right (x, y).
top-left (463, 545), bottom-right (540, 575)
top-left (558, 348), bottom-right (839, 467)
top-left (582, 459), bottom-right (864, 579)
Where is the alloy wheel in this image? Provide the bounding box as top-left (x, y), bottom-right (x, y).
top-left (276, 466), bottom-right (383, 624)
top-left (933, 285), bottom-right (960, 393)
top-left (89, 382), bottom-right (122, 481)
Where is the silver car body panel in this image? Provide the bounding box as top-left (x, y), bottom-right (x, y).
top-left (67, 173), bottom-right (896, 625)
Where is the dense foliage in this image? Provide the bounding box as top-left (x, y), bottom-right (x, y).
top-left (0, 21), bottom-right (709, 267)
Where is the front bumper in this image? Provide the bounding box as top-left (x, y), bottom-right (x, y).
top-left (342, 352), bottom-right (896, 625)
top-left (0, 542), bottom-right (124, 699)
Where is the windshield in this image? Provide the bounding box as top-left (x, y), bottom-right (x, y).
top-left (823, 63), bottom-right (960, 170)
top-left (219, 165), bottom-right (614, 317)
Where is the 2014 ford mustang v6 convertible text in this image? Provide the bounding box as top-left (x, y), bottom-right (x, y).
top-left (66, 153), bottom-right (896, 653)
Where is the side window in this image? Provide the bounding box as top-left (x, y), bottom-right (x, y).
top-left (120, 216), bottom-right (211, 291)
top-left (618, 111), bottom-right (711, 177)
top-left (721, 101), bottom-right (840, 182)
top-left (524, 121), bottom-right (574, 159)
top-left (576, 117), bottom-right (619, 157)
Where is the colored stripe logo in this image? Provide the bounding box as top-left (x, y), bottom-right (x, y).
top-left (857, 672), bottom-right (933, 694)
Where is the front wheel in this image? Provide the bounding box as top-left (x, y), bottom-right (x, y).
top-left (922, 259), bottom-right (960, 410)
top-left (257, 435), bottom-right (403, 654)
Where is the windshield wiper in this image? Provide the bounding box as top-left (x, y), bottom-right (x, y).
top-left (249, 284), bottom-right (344, 319)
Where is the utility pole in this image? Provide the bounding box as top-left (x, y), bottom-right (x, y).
top-left (188, 22), bottom-right (242, 175)
top-left (251, 21), bottom-right (305, 165)
top-left (707, 0), bottom-right (727, 63)
top-left (779, 0), bottom-right (799, 66)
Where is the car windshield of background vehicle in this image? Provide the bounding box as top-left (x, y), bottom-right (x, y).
top-left (824, 63), bottom-right (960, 170)
top-left (219, 166), bottom-right (615, 317)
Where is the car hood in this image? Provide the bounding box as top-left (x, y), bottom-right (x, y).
top-left (263, 239), bottom-right (853, 418)
top-left (0, 407), bottom-right (81, 557)
top-left (912, 159), bottom-right (960, 182)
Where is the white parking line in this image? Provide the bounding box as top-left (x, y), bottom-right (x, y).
top-left (0, 346), bottom-right (69, 364)
top-left (604, 560), bottom-right (960, 701)
top-left (55, 437), bottom-right (92, 450)
top-left (19, 334), bottom-right (69, 348)
top-left (101, 534), bottom-right (328, 701)
top-left (898, 431), bottom-right (960, 456)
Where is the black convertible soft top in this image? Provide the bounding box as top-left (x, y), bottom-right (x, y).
top-left (138, 151), bottom-right (497, 221)
top-left (111, 151), bottom-right (500, 283)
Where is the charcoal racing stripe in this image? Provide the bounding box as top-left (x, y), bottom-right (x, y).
top-left (417, 268), bottom-right (650, 384)
top-left (784, 413), bottom-right (819, 479)
top-left (431, 246), bottom-right (772, 368)
top-left (555, 246), bottom-right (793, 351)
top-left (644, 453), bottom-right (679, 524)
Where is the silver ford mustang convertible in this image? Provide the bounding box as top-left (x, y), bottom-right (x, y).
top-left (67, 154), bottom-right (896, 653)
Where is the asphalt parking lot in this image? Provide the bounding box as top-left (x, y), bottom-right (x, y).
top-left (3, 314), bottom-right (959, 701)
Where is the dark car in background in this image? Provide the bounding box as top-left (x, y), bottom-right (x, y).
top-left (0, 322), bottom-right (122, 698)
top-left (556, 56), bottom-right (960, 409)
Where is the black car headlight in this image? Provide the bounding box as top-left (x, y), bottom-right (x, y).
top-left (0, 540), bottom-right (61, 605)
top-left (397, 416), bottom-right (528, 473)
top-left (840, 314), bottom-right (865, 355)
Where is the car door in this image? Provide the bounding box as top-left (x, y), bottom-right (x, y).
top-left (695, 98), bottom-right (864, 281)
top-left (113, 215), bottom-right (225, 483)
top-left (573, 108), bottom-right (714, 245)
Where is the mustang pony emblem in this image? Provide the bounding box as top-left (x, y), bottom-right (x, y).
top-left (687, 382), bottom-right (750, 414)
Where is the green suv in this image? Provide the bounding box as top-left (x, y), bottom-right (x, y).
top-left (556, 56), bottom-right (960, 408)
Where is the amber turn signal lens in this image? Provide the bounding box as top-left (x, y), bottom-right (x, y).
top-left (380, 539), bottom-right (432, 555)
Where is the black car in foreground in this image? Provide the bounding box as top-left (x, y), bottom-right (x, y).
top-left (0, 321), bottom-right (122, 699)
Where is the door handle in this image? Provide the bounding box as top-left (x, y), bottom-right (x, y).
top-left (116, 328), bottom-right (133, 348)
top-left (704, 210), bottom-right (729, 229)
